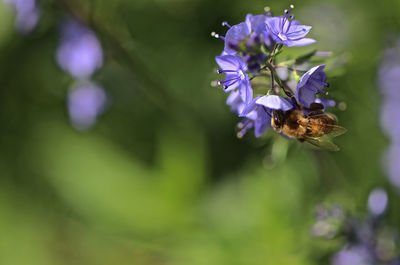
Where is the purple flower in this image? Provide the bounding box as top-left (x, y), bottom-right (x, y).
top-left (4, 0), bottom-right (39, 34)
top-left (68, 82), bottom-right (108, 130)
top-left (384, 144), bottom-right (400, 189)
top-left (215, 13), bottom-right (272, 54)
top-left (379, 46), bottom-right (400, 100)
top-left (381, 98), bottom-right (400, 141)
top-left (379, 41), bottom-right (400, 190)
top-left (295, 64), bottom-right (328, 107)
top-left (215, 54), bottom-right (253, 103)
top-left (367, 188), bottom-right (388, 216)
top-left (223, 22), bottom-right (251, 54)
top-left (56, 19), bottom-right (103, 79)
top-left (266, 6), bottom-right (316, 47)
top-left (238, 95), bottom-right (294, 137)
top-left (332, 246), bottom-right (372, 265)
top-left (245, 14), bottom-right (273, 46)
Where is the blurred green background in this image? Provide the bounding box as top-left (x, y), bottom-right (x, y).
top-left (0, 0), bottom-right (399, 264)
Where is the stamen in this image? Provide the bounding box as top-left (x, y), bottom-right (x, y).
top-left (217, 69), bottom-right (237, 74)
top-left (237, 131), bottom-right (245, 139)
top-left (223, 79), bottom-right (239, 89)
top-left (264, 6), bottom-right (271, 13)
top-left (211, 32), bottom-right (225, 40)
top-left (308, 83), bottom-right (327, 94)
top-left (284, 15), bottom-right (295, 33)
top-left (310, 77), bottom-right (328, 87)
top-left (222, 21), bottom-right (231, 28)
top-left (218, 77), bottom-right (239, 84)
top-left (281, 10), bottom-right (288, 32)
top-left (211, 81), bottom-right (219, 87)
top-left (237, 120), bottom-right (253, 138)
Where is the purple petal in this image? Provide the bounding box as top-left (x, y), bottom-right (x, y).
top-left (332, 246), bottom-right (372, 265)
top-left (239, 79), bottom-right (253, 104)
top-left (367, 188), bottom-right (388, 216)
top-left (286, 25), bottom-right (312, 39)
top-left (215, 55), bottom-right (242, 71)
top-left (285, 38), bottom-right (316, 47)
top-left (380, 98), bottom-right (400, 139)
top-left (4, 0), bottom-right (39, 34)
top-left (315, 98), bottom-right (336, 108)
top-left (256, 95), bottom-right (293, 111)
top-left (224, 22), bottom-right (251, 53)
top-left (296, 85), bottom-right (316, 108)
top-left (245, 14), bottom-right (268, 33)
top-left (226, 90), bottom-right (245, 114)
top-left (254, 108), bottom-right (271, 137)
top-left (297, 64), bottom-right (326, 88)
top-left (56, 19), bottom-right (103, 79)
top-left (265, 17), bottom-right (281, 35)
top-left (68, 82), bottom-right (108, 130)
top-left (240, 96), bottom-right (261, 117)
top-left (226, 90), bottom-right (240, 105)
top-left (384, 144), bottom-right (400, 189)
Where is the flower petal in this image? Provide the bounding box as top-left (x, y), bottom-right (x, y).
top-left (285, 38), bottom-right (316, 47)
top-left (296, 85), bottom-right (316, 108)
top-left (224, 22), bottom-right (251, 53)
top-left (239, 79), bottom-right (253, 104)
top-left (256, 95), bottom-right (293, 111)
top-left (287, 25), bottom-right (312, 39)
top-left (266, 17), bottom-right (281, 35)
top-left (315, 98), bottom-right (336, 108)
top-left (254, 108), bottom-right (271, 137)
top-left (245, 14), bottom-right (268, 33)
top-left (215, 55), bottom-right (241, 70)
top-left (297, 64), bottom-right (326, 88)
top-left (240, 96), bottom-right (260, 117)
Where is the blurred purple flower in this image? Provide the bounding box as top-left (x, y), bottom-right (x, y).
top-left (332, 246), bottom-right (372, 265)
top-left (4, 0), bottom-right (39, 34)
top-left (315, 97), bottom-right (336, 108)
top-left (266, 6), bottom-right (316, 47)
top-left (68, 82), bottom-right (107, 130)
top-left (379, 41), bottom-right (400, 189)
top-left (295, 64), bottom-right (328, 108)
top-left (311, 204), bottom-right (345, 239)
top-left (384, 144), bottom-right (400, 189)
top-left (367, 188), bottom-right (388, 216)
top-left (215, 54), bottom-right (253, 104)
top-left (56, 19), bottom-right (103, 79)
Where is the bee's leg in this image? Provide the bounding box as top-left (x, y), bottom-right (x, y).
top-left (298, 138), bottom-right (305, 143)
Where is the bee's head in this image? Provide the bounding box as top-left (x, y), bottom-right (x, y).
top-left (271, 109), bottom-right (285, 131)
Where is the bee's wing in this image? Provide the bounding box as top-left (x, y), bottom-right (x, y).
top-left (306, 113), bottom-right (347, 138)
top-left (324, 125), bottom-right (347, 138)
top-left (303, 136), bottom-right (340, 151)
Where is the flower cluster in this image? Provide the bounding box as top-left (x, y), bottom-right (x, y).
top-left (56, 18), bottom-right (108, 130)
top-left (311, 188), bottom-right (400, 265)
top-left (213, 6), bottom-right (336, 139)
top-left (379, 40), bottom-right (400, 189)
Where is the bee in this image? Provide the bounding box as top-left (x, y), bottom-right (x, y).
top-left (271, 103), bottom-right (347, 151)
